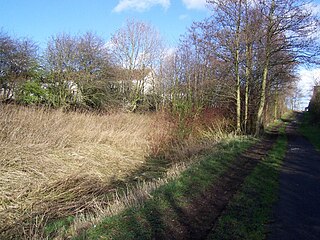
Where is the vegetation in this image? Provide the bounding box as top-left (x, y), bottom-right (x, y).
top-left (1, 0), bottom-right (319, 129)
top-left (174, 0), bottom-right (318, 135)
top-left (299, 112), bottom-right (320, 150)
top-left (308, 85), bottom-right (320, 124)
top-left (0, 105), bottom-right (170, 238)
top-left (71, 137), bottom-right (255, 240)
top-left (0, 104), bottom-right (234, 239)
top-left (207, 124), bottom-right (287, 240)
top-left (16, 80), bottom-right (56, 106)
top-left (301, 83), bottom-right (320, 150)
top-left (1, 0), bottom-right (319, 238)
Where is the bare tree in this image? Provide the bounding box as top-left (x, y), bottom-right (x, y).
top-left (254, 0), bottom-right (319, 135)
top-left (206, 0), bottom-right (248, 132)
top-left (77, 32), bottom-right (109, 82)
top-left (170, 0), bottom-right (318, 134)
top-left (44, 33), bottom-right (78, 106)
top-left (44, 32), bottom-right (111, 107)
top-left (109, 19), bottom-right (164, 111)
top-left (0, 31), bottom-right (38, 100)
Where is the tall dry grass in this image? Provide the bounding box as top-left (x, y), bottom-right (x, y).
top-left (0, 104), bottom-right (172, 238)
top-left (0, 104), bottom-right (234, 239)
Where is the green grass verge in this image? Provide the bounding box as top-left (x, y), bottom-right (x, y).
top-left (299, 112), bottom-right (320, 151)
top-left (72, 137), bottom-right (255, 240)
top-left (44, 153), bottom-right (174, 238)
top-left (280, 111), bottom-right (296, 122)
top-left (206, 126), bottom-right (287, 240)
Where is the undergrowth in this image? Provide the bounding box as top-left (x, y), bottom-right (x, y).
top-left (299, 112), bottom-right (320, 150)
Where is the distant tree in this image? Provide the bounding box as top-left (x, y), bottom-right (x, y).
top-left (207, 0), bottom-right (245, 132)
top-left (254, 0), bottom-right (319, 135)
top-left (77, 32), bottom-right (110, 82)
top-left (43, 32), bottom-right (111, 108)
top-left (74, 32), bottom-right (117, 109)
top-left (109, 19), bottom-right (165, 111)
top-left (0, 31), bottom-right (39, 100)
top-left (168, 0), bottom-right (319, 134)
top-left (44, 33), bottom-right (78, 106)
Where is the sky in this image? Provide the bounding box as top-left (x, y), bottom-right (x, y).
top-left (1, 0), bottom-right (320, 109)
top-left (0, 0), bottom-right (210, 47)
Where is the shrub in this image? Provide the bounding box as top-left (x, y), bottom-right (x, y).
top-left (309, 91), bottom-right (320, 124)
top-left (80, 81), bottom-right (124, 110)
top-left (17, 80), bottom-right (51, 105)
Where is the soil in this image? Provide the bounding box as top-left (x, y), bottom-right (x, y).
top-left (158, 129), bottom-right (279, 240)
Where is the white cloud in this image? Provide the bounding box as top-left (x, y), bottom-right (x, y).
top-left (113, 0), bottom-right (208, 13)
top-left (181, 0), bottom-right (207, 10)
top-left (113, 0), bottom-right (170, 12)
top-left (179, 14), bottom-right (188, 20)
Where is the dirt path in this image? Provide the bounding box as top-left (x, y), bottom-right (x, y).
top-left (161, 131), bottom-right (279, 240)
top-left (268, 114), bottom-right (320, 240)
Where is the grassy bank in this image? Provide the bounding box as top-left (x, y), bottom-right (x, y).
top-left (71, 137), bottom-right (254, 239)
top-left (207, 126), bottom-right (287, 240)
top-left (299, 112), bottom-right (320, 150)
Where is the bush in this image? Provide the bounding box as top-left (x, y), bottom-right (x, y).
top-left (309, 91), bottom-right (320, 124)
top-left (17, 81), bottom-right (51, 105)
top-left (131, 94), bottom-right (162, 112)
top-left (80, 81), bottom-right (125, 110)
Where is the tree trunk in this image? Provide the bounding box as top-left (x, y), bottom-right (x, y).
top-left (255, 60), bottom-right (269, 136)
top-left (255, 0), bottom-right (275, 136)
top-left (244, 43), bottom-right (252, 133)
top-left (235, 0), bottom-right (242, 133)
top-left (274, 85), bottom-right (278, 120)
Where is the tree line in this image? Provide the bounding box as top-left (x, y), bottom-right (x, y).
top-left (172, 0), bottom-right (319, 135)
top-left (1, 0), bottom-right (319, 135)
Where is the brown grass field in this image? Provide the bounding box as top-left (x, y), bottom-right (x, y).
top-left (0, 104), bottom-right (232, 238)
top-left (0, 105), bottom-right (174, 237)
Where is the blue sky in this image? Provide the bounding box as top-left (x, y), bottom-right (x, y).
top-left (0, 0), bottom-right (209, 48)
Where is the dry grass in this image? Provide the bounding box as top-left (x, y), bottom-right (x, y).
top-left (161, 109), bottom-right (236, 162)
top-left (0, 104), bottom-right (172, 238)
top-left (63, 160), bottom-right (194, 239)
top-left (0, 104), bottom-right (234, 239)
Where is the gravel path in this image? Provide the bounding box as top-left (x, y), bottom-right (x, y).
top-left (268, 115), bottom-right (320, 240)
